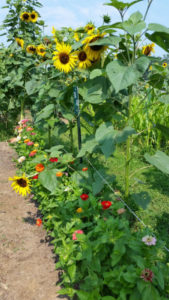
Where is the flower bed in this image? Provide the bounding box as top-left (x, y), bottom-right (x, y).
top-left (9, 120), bottom-right (169, 300)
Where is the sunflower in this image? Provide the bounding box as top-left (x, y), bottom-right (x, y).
top-left (84, 23), bottom-right (95, 35)
top-left (36, 44), bottom-right (46, 57)
top-left (51, 26), bottom-right (56, 35)
top-left (30, 11), bottom-right (38, 23)
top-left (26, 45), bottom-right (36, 54)
top-left (142, 43), bottom-right (155, 56)
top-left (82, 33), bottom-right (107, 60)
top-left (162, 62), bottom-right (167, 68)
top-left (53, 43), bottom-right (77, 73)
top-left (9, 174), bottom-right (31, 197)
top-left (15, 38), bottom-right (24, 49)
top-left (76, 49), bottom-right (92, 69)
top-left (74, 32), bottom-right (79, 42)
top-left (20, 12), bottom-right (30, 22)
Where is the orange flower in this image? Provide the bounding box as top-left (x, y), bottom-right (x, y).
top-left (24, 139), bottom-right (30, 143)
top-left (56, 171), bottom-right (63, 177)
top-left (76, 207), bottom-right (83, 213)
top-left (82, 167), bottom-right (88, 171)
top-left (36, 218), bottom-right (42, 226)
top-left (35, 163), bottom-right (45, 172)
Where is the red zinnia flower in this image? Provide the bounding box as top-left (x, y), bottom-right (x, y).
top-left (32, 174), bottom-right (39, 179)
top-left (72, 230), bottom-right (84, 240)
top-left (82, 167), bottom-right (88, 171)
top-left (36, 218), bottom-right (42, 226)
top-left (49, 157), bottom-right (58, 163)
top-left (80, 194), bottom-right (89, 201)
top-left (140, 269), bottom-right (154, 282)
top-left (101, 201), bottom-right (112, 210)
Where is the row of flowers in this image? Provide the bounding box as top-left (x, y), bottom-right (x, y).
top-left (8, 118), bottom-right (169, 298)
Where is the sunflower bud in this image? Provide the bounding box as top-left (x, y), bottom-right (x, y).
top-left (103, 15), bottom-right (111, 24)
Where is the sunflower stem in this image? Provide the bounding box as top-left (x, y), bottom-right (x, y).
top-left (125, 86), bottom-right (133, 200)
top-left (48, 125), bottom-right (51, 148)
top-left (20, 98), bottom-right (25, 121)
top-left (69, 121), bottom-right (74, 156)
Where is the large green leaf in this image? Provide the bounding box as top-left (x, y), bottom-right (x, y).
top-left (146, 32), bottom-right (169, 53)
top-left (95, 123), bottom-right (115, 157)
top-left (131, 191), bottom-right (151, 209)
top-left (104, 0), bottom-right (143, 10)
top-left (77, 139), bottom-right (98, 157)
top-left (92, 169), bottom-right (116, 195)
top-left (142, 285), bottom-right (160, 300)
top-left (122, 12), bottom-right (146, 35)
top-left (79, 76), bottom-right (109, 104)
top-left (35, 104), bottom-right (54, 123)
top-left (159, 94), bottom-right (169, 104)
top-left (25, 80), bottom-right (38, 95)
top-left (39, 169), bottom-right (58, 192)
top-left (95, 123), bottom-right (135, 158)
top-left (144, 150), bottom-right (169, 174)
top-left (89, 36), bottom-right (121, 47)
top-left (106, 57), bottom-right (149, 92)
top-left (123, 20), bottom-right (145, 35)
top-left (148, 23), bottom-right (169, 34)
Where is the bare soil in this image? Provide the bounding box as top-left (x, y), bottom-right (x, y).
top-left (0, 142), bottom-right (66, 300)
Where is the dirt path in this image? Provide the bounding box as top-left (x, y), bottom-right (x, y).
top-left (0, 142), bottom-right (66, 300)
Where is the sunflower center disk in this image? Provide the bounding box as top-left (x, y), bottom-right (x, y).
top-left (90, 37), bottom-right (103, 51)
top-left (144, 46), bottom-right (151, 56)
top-left (79, 51), bottom-right (87, 62)
top-left (29, 47), bottom-right (36, 52)
top-left (23, 14), bottom-right (29, 20)
top-left (59, 53), bottom-right (69, 64)
top-left (17, 179), bottom-right (27, 188)
top-left (31, 14), bottom-right (35, 19)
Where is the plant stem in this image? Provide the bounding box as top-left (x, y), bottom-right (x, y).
top-left (48, 125), bottom-right (51, 148)
top-left (20, 98), bottom-right (24, 121)
top-left (125, 87), bottom-right (132, 199)
top-left (69, 121), bottom-right (74, 155)
top-left (144, 0), bottom-right (154, 21)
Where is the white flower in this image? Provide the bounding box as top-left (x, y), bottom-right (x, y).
top-left (16, 136), bottom-right (21, 142)
top-left (18, 156), bottom-right (26, 163)
top-left (142, 235), bottom-right (157, 246)
top-left (64, 187), bottom-right (70, 192)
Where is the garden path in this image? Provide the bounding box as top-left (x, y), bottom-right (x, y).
top-left (0, 142), bottom-right (66, 300)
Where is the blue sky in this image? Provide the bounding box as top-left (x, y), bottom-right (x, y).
top-left (0, 0), bottom-right (169, 56)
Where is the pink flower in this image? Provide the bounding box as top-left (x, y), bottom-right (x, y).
top-left (26, 141), bottom-right (34, 146)
top-left (31, 132), bottom-right (36, 135)
top-left (117, 208), bottom-right (126, 215)
top-left (72, 230), bottom-right (84, 240)
top-left (29, 150), bottom-right (37, 157)
top-left (26, 127), bottom-right (34, 131)
top-left (23, 124), bottom-right (27, 128)
top-left (140, 269), bottom-right (154, 282)
top-left (21, 119), bottom-right (29, 124)
top-left (142, 235), bottom-right (156, 246)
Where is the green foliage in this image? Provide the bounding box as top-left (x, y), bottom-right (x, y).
top-left (3, 0), bottom-right (169, 298)
top-left (145, 151), bottom-right (169, 175)
top-left (106, 57), bottom-right (149, 93)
